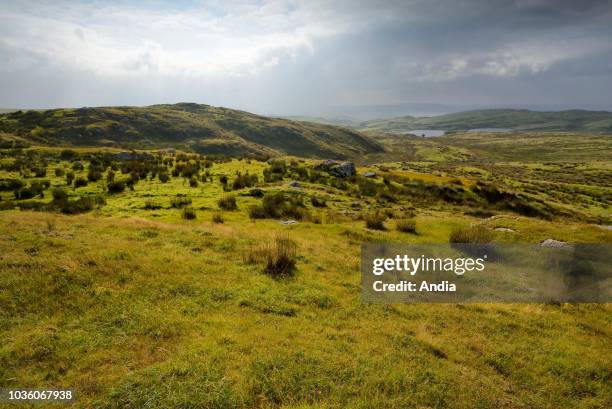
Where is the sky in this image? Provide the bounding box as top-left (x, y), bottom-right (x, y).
top-left (1, 0), bottom-right (611, 118)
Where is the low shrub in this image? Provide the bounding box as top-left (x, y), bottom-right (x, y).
top-left (58, 195), bottom-right (105, 214)
top-left (365, 211), bottom-right (386, 230)
top-left (218, 194), bottom-right (237, 210)
top-left (51, 187), bottom-right (68, 202)
top-left (396, 218), bottom-right (417, 233)
top-left (212, 212), bottom-right (224, 223)
top-left (171, 194), bottom-right (192, 208)
top-left (310, 196), bottom-right (327, 207)
top-left (74, 177), bottom-right (88, 188)
top-left (189, 177), bottom-right (198, 188)
top-left (249, 192), bottom-right (307, 220)
top-left (159, 172), bottom-right (170, 183)
top-left (232, 173), bottom-right (258, 190)
top-left (54, 168), bottom-right (65, 177)
top-left (107, 180), bottom-right (126, 193)
top-left (182, 206), bottom-right (197, 220)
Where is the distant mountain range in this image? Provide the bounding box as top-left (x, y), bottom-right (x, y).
top-left (0, 103), bottom-right (382, 158)
top-left (289, 109), bottom-right (612, 134)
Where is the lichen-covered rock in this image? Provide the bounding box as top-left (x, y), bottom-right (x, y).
top-left (540, 238), bottom-right (572, 248)
top-left (329, 161), bottom-right (356, 178)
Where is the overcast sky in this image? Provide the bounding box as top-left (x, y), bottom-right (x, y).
top-left (1, 0), bottom-right (611, 117)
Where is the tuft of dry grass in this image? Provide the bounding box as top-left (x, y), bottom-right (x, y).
top-left (212, 212), bottom-right (224, 224)
top-left (396, 218), bottom-right (417, 233)
top-left (245, 234), bottom-right (297, 277)
top-left (364, 211), bottom-right (386, 230)
top-left (218, 194), bottom-right (238, 211)
top-left (449, 224), bottom-right (493, 243)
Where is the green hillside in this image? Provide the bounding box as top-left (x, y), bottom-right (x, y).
top-left (359, 109), bottom-right (612, 133)
top-left (0, 103), bottom-right (382, 159)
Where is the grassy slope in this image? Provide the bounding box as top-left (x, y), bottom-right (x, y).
top-left (0, 142), bottom-right (611, 408)
top-left (0, 103), bottom-right (382, 159)
top-left (358, 109), bottom-right (612, 133)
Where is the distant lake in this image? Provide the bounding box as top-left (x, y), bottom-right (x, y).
top-left (468, 128), bottom-right (512, 132)
top-left (404, 129), bottom-right (446, 137)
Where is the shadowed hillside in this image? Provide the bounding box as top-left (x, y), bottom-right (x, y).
top-left (0, 103), bottom-right (383, 158)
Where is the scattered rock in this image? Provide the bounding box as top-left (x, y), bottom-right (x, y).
top-left (540, 238), bottom-right (572, 249)
top-left (249, 188), bottom-right (265, 197)
top-left (279, 220), bottom-right (298, 225)
top-left (313, 160), bottom-right (356, 178)
top-left (288, 181), bottom-right (301, 188)
top-left (329, 161), bottom-right (356, 178)
top-left (494, 227), bottom-right (515, 233)
top-left (363, 171), bottom-right (377, 178)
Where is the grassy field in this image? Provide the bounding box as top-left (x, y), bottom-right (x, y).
top-left (0, 134), bottom-right (611, 408)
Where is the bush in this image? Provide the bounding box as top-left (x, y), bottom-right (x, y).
top-left (396, 218), bottom-right (417, 233)
top-left (231, 173), bottom-right (258, 190)
top-left (159, 172), bottom-right (170, 183)
top-left (212, 212), bottom-right (224, 223)
top-left (60, 149), bottom-right (77, 160)
top-left (189, 177), bottom-right (198, 188)
top-left (248, 204), bottom-right (267, 219)
top-left (74, 177), bottom-right (88, 188)
top-left (182, 206), bottom-right (196, 220)
top-left (66, 172), bottom-right (75, 185)
top-left (218, 194), bottom-right (237, 210)
top-left (58, 195), bottom-right (105, 214)
top-left (449, 225), bottom-right (493, 244)
top-left (54, 168), bottom-right (65, 177)
top-left (246, 234), bottom-right (297, 278)
top-left (107, 180), bottom-right (126, 193)
top-left (365, 211), bottom-right (386, 230)
top-left (34, 167), bottom-right (47, 177)
top-left (310, 196), bottom-right (327, 207)
top-left (249, 192), bottom-right (307, 220)
top-left (170, 195), bottom-right (192, 208)
top-left (51, 187), bottom-right (68, 202)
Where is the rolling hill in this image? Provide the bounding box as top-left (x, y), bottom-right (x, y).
top-left (359, 109), bottom-right (612, 133)
top-left (0, 103), bottom-right (383, 158)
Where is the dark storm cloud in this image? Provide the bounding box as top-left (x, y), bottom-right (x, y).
top-left (0, 0), bottom-right (610, 116)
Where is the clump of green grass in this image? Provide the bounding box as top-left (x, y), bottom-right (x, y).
top-left (170, 194), bottom-right (192, 208)
top-left (182, 206), bottom-right (196, 220)
top-left (365, 211), bottom-right (386, 230)
top-left (212, 212), bottom-right (224, 224)
top-left (143, 200), bottom-right (162, 210)
top-left (218, 194), bottom-right (237, 211)
top-left (396, 218), bottom-right (417, 233)
top-left (449, 224), bottom-right (493, 243)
